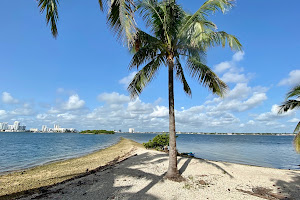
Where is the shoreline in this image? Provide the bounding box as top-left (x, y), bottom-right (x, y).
top-left (0, 138), bottom-right (143, 199)
top-left (1, 139), bottom-right (300, 199)
top-left (0, 140), bottom-right (120, 176)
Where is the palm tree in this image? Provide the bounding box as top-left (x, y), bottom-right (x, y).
top-left (279, 84), bottom-right (300, 152)
top-left (128, 0), bottom-right (242, 180)
top-left (37, 0), bottom-right (136, 42)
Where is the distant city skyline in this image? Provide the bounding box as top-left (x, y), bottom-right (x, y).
top-left (0, 1), bottom-right (299, 133)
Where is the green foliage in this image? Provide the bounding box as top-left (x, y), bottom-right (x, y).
top-left (80, 130), bottom-right (115, 134)
top-left (279, 84), bottom-right (300, 133)
top-left (128, 0), bottom-right (242, 99)
top-left (143, 133), bottom-right (171, 150)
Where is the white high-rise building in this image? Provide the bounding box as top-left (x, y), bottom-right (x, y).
top-left (2, 122), bottom-right (8, 130)
top-left (54, 124), bottom-right (60, 130)
top-left (14, 121), bottom-right (20, 131)
top-left (42, 125), bottom-right (48, 132)
top-left (129, 128), bottom-right (135, 133)
top-left (8, 125), bottom-right (14, 130)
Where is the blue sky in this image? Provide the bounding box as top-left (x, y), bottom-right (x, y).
top-left (0, 0), bottom-right (299, 132)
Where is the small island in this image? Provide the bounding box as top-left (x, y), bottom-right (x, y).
top-left (80, 130), bottom-right (115, 134)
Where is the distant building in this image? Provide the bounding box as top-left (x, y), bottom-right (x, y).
top-left (19, 125), bottom-right (26, 131)
top-left (30, 128), bottom-right (39, 132)
top-left (14, 121), bottom-right (20, 131)
top-left (8, 125), bottom-right (14, 130)
top-left (129, 128), bottom-right (135, 133)
top-left (42, 125), bottom-right (48, 132)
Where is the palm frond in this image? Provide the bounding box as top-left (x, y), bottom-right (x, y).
top-left (178, 0), bottom-right (233, 36)
top-left (38, 0), bottom-right (60, 38)
top-left (186, 56), bottom-right (228, 97)
top-left (131, 29), bottom-right (164, 52)
top-left (107, 0), bottom-right (136, 44)
top-left (286, 85), bottom-right (300, 99)
top-left (294, 132), bottom-right (300, 153)
top-left (200, 0), bottom-right (234, 14)
top-left (174, 58), bottom-right (192, 96)
top-left (137, 0), bottom-right (169, 43)
top-left (98, 0), bottom-right (104, 11)
top-left (278, 100), bottom-right (300, 113)
top-left (207, 31), bottom-right (242, 51)
top-left (128, 55), bottom-right (164, 98)
top-left (294, 121), bottom-right (300, 134)
top-left (129, 30), bottom-right (165, 70)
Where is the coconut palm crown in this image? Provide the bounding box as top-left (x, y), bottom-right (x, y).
top-left (128, 0), bottom-right (242, 180)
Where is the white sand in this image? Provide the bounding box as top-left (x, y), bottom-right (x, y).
top-left (18, 147), bottom-right (300, 200)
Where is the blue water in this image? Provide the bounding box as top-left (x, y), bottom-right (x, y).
top-left (0, 132), bottom-right (300, 174)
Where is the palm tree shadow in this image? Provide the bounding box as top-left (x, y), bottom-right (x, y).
top-left (196, 158), bottom-right (234, 178)
top-left (26, 152), bottom-right (169, 200)
top-left (273, 172), bottom-right (300, 199)
top-left (179, 158), bottom-right (192, 174)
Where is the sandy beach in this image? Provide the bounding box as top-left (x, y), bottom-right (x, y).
top-left (1, 138), bottom-right (300, 200)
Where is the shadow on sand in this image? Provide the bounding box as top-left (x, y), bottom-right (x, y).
top-left (273, 171), bottom-right (300, 200)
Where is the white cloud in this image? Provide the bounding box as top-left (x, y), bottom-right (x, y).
top-left (207, 83), bottom-right (268, 113)
top-left (247, 120), bottom-right (255, 125)
top-left (232, 51), bottom-right (245, 62)
top-left (98, 92), bottom-right (130, 105)
top-left (119, 71), bottom-right (137, 87)
top-left (150, 106), bottom-right (168, 118)
top-left (214, 62), bottom-right (231, 73)
top-left (48, 107), bottom-right (60, 114)
top-left (10, 107), bottom-right (34, 116)
top-left (57, 113), bottom-right (77, 120)
top-left (255, 104), bottom-right (294, 121)
top-left (288, 118), bottom-right (299, 123)
top-left (278, 70), bottom-right (300, 86)
top-left (63, 94), bottom-right (85, 110)
top-left (0, 110), bottom-right (7, 119)
top-left (2, 92), bottom-right (18, 104)
top-left (221, 73), bottom-right (249, 83)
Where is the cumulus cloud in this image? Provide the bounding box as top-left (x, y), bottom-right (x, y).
top-left (255, 104), bottom-right (294, 121)
top-left (98, 92), bottom-right (130, 105)
top-left (150, 106), bottom-right (169, 118)
top-left (206, 83), bottom-right (268, 112)
top-left (63, 94), bottom-right (85, 110)
top-left (213, 52), bottom-right (251, 84)
top-left (119, 71), bottom-right (137, 88)
top-left (2, 92), bottom-right (18, 104)
top-left (221, 73), bottom-right (248, 83)
top-left (278, 70), bottom-right (300, 86)
top-left (214, 62), bottom-right (231, 73)
top-left (232, 51), bottom-right (245, 62)
top-left (288, 118), bottom-right (299, 123)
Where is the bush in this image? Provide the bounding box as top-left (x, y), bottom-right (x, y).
top-left (143, 133), bottom-right (170, 150)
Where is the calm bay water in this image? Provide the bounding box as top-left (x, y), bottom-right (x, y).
top-left (0, 132), bottom-right (300, 174)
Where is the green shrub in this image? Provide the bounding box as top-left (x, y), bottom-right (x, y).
top-left (143, 133), bottom-right (170, 150)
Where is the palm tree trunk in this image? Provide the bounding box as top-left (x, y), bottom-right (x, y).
top-left (165, 55), bottom-right (182, 181)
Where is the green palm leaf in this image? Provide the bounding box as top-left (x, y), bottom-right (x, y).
top-left (107, 0), bottom-right (137, 43)
top-left (186, 56), bottom-right (228, 97)
top-left (128, 55), bottom-right (164, 98)
top-left (174, 58), bottom-right (192, 96)
top-left (38, 0), bottom-right (60, 38)
top-left (278, 100), bottom-right (300, 114)
top-left (286, 85), bottom-right (300, 99)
